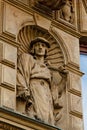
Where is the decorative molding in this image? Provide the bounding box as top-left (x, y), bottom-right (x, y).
top-left (51, 20), bottom-right (81, 39)
top-left (54, 0), bottom-right (75, 24)
top-left (69, 111), bottom-right (82, 119)
top-left (68, 89), bottom-right (81, 97)
top-left (0, 35), bottom-right (20, 48)
top-left (4, 0), bottom-right (34, 14)
top-left (2, 0), bottom-right (81, 39)
top-left (0, 107), bottom-right (61, 130)
top-left (66, 61), bottom-right (83, 76)
top-left (0, 64), bottom-right (16, 89)
top-left (17, 0), bottom-right (29, 5)
top-left (0, 121), bottom-right (24, 130)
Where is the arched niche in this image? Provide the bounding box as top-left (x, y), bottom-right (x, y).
top-left (17, 25), bottom-right (69, 68)
top-left (16, 24), bottom-right (69, 129)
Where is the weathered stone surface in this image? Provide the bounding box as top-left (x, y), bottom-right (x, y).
top-left (0, 107), bottom-right (61, 130)
top-left (69, 115), bottom-right (83, 130)
top-left (69, 72), bottom-right (82, 92)
top-left (52, 27), bottom-right (80, 65)
top-left (3, 3), bottom-right (34, 35)
top-left (0, 0), bottom-right (84, 130)
top-left (79, 0), bottom-right (87, 32)
top-left (0, 64), bottom-right (16, 87)
top-left (16, 36), bottom-right (68, 126)
top-left (17, 0), bottom-right (29, 5)
top-left (0, 88), bottom-right (16, 109)
top-left (34, 13), bottom-right (51, 30)
top-left (69, 93), bottom-right (82, 113)
top-left (0, 41), bottom-right (17, 65)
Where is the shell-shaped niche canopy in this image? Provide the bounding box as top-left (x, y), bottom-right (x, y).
top-left (17, 25), bottom-right (65, 67)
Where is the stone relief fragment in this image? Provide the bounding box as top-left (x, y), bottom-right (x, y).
top-left (35, 0), bottom-right (74, 23)
top-left (16, 25), bottom-right (68, 126)
top-left (59, 0), bottom-right (74, 23)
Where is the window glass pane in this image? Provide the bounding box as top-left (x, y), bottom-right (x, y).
top-left (80, 54), bottom-right (87, 130)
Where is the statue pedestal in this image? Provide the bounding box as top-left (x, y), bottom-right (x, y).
top-left (0, 107), bottom-right (61, 130)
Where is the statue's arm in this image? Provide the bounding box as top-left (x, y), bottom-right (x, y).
top-left (16, 53), bottom-right (34, 100)
top-left (50, 65), bottom-right (68, 108)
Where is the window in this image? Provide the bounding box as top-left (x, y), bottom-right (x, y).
top-left (80, 37), bottom-right (87, 130)
top-left (80, 54), bottom-right (87, 130)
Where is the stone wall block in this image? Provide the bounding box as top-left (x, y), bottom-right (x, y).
top-left (34, 13), bottom-right (51, 30)
top-left (53, 27), bottom-right (80, 65)
top-left (0, 64), bottom-right (16, 88)
top-left (68, 93), bottom-right (82, 114)
top-left (0, 87), bottom-right (16, 110)
top-left (69, 72), bottom-right (82, 93)
top-left (79, 0), bottom-right (87, 32)
top-left (0, 41), bottom-right (17, 66)
top-left (69, 115), bottom-right (83, 130)
top-left (3, 3), bottom-right (35, 36)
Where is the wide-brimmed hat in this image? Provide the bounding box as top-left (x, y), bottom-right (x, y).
top-left (30, 37), bottom-right (50, 49)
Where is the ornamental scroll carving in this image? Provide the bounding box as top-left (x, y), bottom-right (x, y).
top-left (16, 25), bottom-right (68, 126)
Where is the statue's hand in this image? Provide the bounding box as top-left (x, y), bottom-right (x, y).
top-left (58, 65), bottom-right (68, 77)
top-left (17, 89), bottom-right (30, 101)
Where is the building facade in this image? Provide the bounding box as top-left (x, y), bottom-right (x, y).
top-left (0, 0), bottom-right (86, 130)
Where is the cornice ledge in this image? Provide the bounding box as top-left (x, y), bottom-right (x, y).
top-left (0, 107), bottom-right (61, 130)
top-left (51, 20), bottom-right (81, 38)
top-left (65, 61), bottom-right (84, 76)
top-left (69, 110), bottom-right (83, 119)
top-left (0, 35), bottom-right (20, 48)
top-left (4, 0), bottom-right (33, 15)
top-left (68, 89), bottom-right (81, 97)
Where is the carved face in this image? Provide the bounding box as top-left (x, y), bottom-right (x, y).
top-left (33, 42), bottom-right (47, 56)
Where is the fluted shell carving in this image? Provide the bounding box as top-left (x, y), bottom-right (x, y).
top-left (17, 25), bottom-right (64, 67)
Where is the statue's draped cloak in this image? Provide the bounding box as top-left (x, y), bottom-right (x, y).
top-left (17, 53), bottom-right (54, 124)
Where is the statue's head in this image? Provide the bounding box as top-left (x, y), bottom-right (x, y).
top-left (29, 37), bottom-right (50, 58)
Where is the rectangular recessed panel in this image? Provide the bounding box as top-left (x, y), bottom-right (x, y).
top-left (1, 87), bottom-right (16, 110)
top-left (0, 64), bottom-right (16, 88)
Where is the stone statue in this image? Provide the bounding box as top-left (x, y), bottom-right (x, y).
top-left (16, 37), bottom-right (68, 125)
top-left (60, 0), bottom-right (74, 23)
